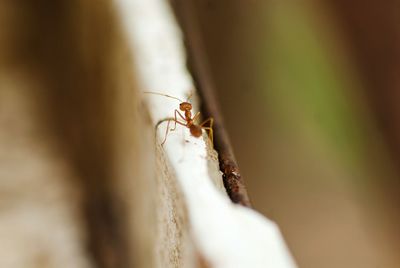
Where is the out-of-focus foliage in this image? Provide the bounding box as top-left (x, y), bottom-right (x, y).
top-left (263, 3), bottom-right (367, 168)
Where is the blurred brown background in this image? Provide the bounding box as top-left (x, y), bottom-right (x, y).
top-left (0, 1), bottom-right (154, 267)
top-left (188, 0), bottom-right (400, 267)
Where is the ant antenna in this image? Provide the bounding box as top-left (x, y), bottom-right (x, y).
top-left (186, 91), bottom-right (194, 102)
top-left (144, 91), bottom-right (184, 102)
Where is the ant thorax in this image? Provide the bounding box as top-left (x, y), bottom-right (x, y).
top-left (186, 118), bottom-right (195, 127)
top-left (184, 110), bottom-right (192, 121)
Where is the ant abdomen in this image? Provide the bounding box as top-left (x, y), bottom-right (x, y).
top-left (190, 124), bottom-right (202, 137)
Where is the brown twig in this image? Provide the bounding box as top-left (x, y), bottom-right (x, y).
top-left (171, 0), bottom-right (252, 207)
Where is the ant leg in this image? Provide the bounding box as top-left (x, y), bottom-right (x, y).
top-left (192, 112), bottom-right (201, 123)
top-left (176, 109), bottom-right (186, 120)
top-left (171, 109), bottom-right (186, 131)
top-left (161, 118), bottom-right (186, 146)
top-left (200, 117), bottom-right (214, 128)
top-left (161, 119), bottom-right (171, 146)
top-left (200, 117), bottom-right (214, 146)
top-left (201, 127), bottom-right (214, 146)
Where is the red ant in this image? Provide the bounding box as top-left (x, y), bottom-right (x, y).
top-left (144, 92), bottom-right (214, 146)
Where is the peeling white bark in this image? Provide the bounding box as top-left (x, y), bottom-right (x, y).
top-left (114, 0), bottom-right (297, 267)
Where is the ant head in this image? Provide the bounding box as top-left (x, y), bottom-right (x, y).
top-left (179, 102), bottom-right (192, 111)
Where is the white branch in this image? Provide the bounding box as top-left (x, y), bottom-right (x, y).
top-left (114, 0), bottom-right (297, 267)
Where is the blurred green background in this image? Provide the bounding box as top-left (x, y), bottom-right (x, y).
top-left (190, 0), bottom-right (400, 267)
